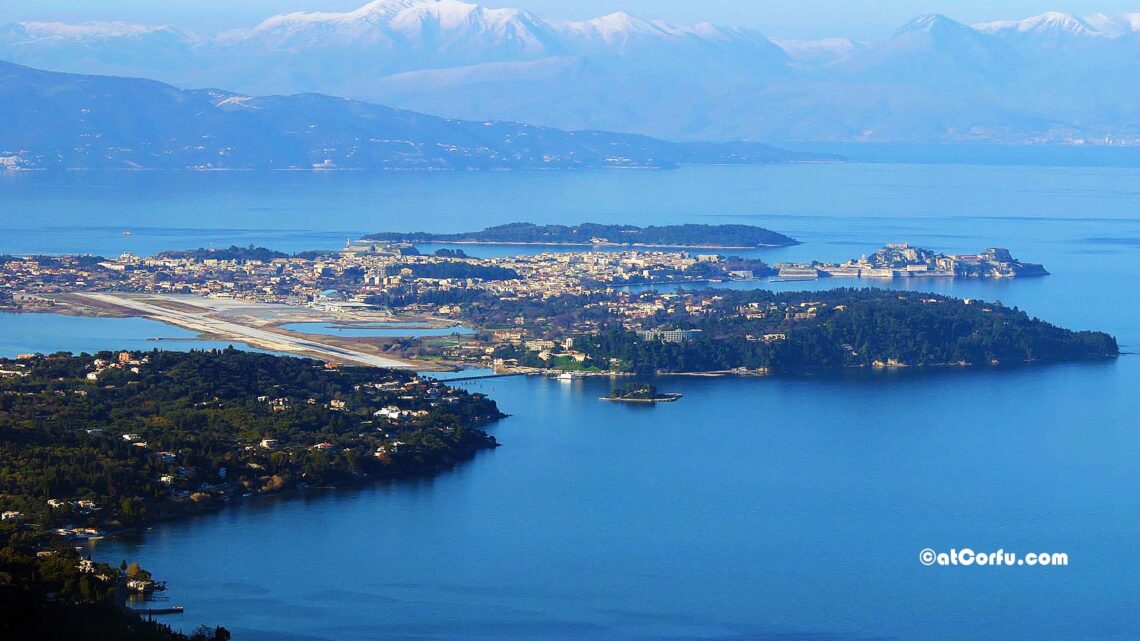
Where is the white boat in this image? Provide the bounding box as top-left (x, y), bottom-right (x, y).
top-left (555, 372), bottom-right (579, 381)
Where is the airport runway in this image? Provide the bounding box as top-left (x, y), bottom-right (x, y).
top-left (75, 293), bottom-right (416, 369)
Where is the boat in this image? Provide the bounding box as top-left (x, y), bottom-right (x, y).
top-left (554, 372), bottom-right (580, 381)
top-left (122, 230), bottom-right (134, 236)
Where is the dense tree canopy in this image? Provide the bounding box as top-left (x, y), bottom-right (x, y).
top-left (570, 289), bottom-right (1118, 374)
top-left (0, 349), bottom-right (503, 532)
top-left (0, 349), bottom-right (507, 640)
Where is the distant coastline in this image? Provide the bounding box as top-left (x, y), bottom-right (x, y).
top-left (364, 222), bottom-right (800, 249)
top-left (417, 240), bottom-right (780, 250)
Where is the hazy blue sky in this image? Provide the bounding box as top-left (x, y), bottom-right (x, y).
top-left (2, 1), bottom-right (1135, 39)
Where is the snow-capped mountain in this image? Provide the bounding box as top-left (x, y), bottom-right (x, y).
top-left (230, 1), bottom-right (783, 75)
top-left (555, 11), bottom-right (784, 63)
top-left (5, 21), bottom-right (198, 40)
top-left (189, 0), bottom-right (788, 97)
top-left (974, 11), bottom-right (1101, 38)
top-left (0, 1), bottom-right (1136, 145)
top-left (837, 14), bottom-right (1014, 81)
top-left (1083, 12), bottom-right (1140, 36)
top-left (0, 20), bottom-right (202, 78)
top-left (225, 0), bottom-right (558, 67)
top-left (973, 11), bottom-right (1119, 60)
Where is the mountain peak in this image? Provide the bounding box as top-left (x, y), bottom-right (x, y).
top-left (253, 0), bottom-right (421, 30)
top-left (13, 20), bottom-right (199, 42)
top-left (887, 14), bottom-right (994, 47)
top-left (898, 14), bottom-right (962, 33)
top-left (975, 12), bottom-right (1098, 37)
top-left (579, 11), bottom-right (656, 34)
top-left (357, 0), bottom-right (424, 12)
top-left (1083, 12), bottom-right (1140, 36)
top-left (596, 11), bottom-right (637, 23)
top-left (841, 12), bottom-right (1010, 81)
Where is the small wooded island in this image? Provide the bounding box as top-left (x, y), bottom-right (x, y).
top-left (601, 383), bottom-right (682, 403)
top-left (364, 222), bottom-right (799, 248)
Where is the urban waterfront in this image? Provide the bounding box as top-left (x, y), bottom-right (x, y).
top-left (3, 161), bottom-right (1139, 640)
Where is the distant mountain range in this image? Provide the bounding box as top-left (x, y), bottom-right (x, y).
top-left (0, 60), bottom-right (831, 170)
top-left (0, 1), bottom-right (1136, 145)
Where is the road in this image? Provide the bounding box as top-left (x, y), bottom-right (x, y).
top-left (76, 293), bottom-right (416, 369)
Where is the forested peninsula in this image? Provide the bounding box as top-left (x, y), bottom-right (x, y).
top-left (488, 289), bottom-right (1119, 374)
top-left (0, 349), bottom-right (503, 533)
top-left (0, 350), bottom-right (506, 638)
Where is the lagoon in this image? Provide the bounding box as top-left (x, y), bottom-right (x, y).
top-left (0, 312), bottom-right (266, 358)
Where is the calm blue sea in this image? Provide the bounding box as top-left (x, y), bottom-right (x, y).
top-left (1, 163), bottom-right (1138, 640)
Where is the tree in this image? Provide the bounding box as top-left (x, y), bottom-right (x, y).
top-left (119, 497), bottom-right (146, 526)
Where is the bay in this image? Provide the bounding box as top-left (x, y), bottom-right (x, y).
top-left (2, 162), bottom-right (1138, 640)
top-left (90, 364), bottom-right (1139, 641)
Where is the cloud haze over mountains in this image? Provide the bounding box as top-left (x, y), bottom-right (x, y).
top-left (0, 0), bottom-right (1137, 144)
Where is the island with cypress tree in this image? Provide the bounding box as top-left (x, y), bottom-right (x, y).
top-left (601, 383), bottom-right (683, 403)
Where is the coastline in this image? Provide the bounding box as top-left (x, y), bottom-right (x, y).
top-left (507, 353), bottom-right (1120, 380)
top-left (5, 303), bottom-right (1117, 378)
top-left (600, 393), bottom-right (683, 403)
top-left (365, 239), bottom-right (796, 250)
top-left (92, 430), bottom-right (501, 541)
